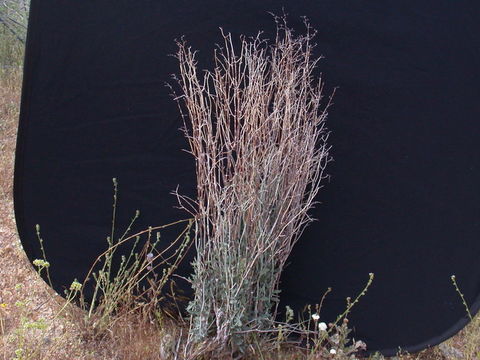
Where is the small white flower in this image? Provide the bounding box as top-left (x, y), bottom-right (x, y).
top-left (354, 340), bottom-right (367, 350)
top-left (146, 253), bottom-right (154, 262)
top-left (330, 348), bottom-right (337, 355)
top-left (318, 322), bottom-right (328, 331)
top-left (311, 313), bottom-right (320, 321)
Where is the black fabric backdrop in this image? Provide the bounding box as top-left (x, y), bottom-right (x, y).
top-left (14, 0), bottom-right (480, 355)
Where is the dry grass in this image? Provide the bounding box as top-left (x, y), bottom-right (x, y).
top-left (0, 66), bottom-right (20, 201)
top-left (0, 63), bottom-right (478, 360)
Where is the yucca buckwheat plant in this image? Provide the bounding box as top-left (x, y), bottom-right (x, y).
top-left (172, 17), bottom-right (335, 351)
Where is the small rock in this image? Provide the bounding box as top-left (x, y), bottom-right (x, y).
top-left (439, 343), bottom-right (464, 359)
top-left (159, 333), bottom-right (175, 359)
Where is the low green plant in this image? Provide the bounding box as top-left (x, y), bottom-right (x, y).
top-left (451, 274), bottom-right (473, 321)
top-left (305, 273), bottom-right (373, 358)
top-left (71, 178), bottom-right (193, 339)
top-left (450, 274), bottom-right (479, 360)
top-left (30, 178), bottom-right (193, 351)
top-left (6, 281), bottom-right (76, 360)
top-left (203, 273), bottom-right (373, 360)
top-left (4, 240), bottom-right (95, 360)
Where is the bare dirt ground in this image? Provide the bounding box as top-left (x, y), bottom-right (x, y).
top-left (0, 68), bottom-right (478, 359)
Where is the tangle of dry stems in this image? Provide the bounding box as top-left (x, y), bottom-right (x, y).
top-left (173, 19), bottom-right (335, 349)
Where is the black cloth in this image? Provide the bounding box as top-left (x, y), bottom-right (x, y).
top-left (14, 1), bottom-right (480, 355)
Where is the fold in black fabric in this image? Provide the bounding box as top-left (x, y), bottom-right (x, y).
top-left (15, 1), bottom-right (480, 355)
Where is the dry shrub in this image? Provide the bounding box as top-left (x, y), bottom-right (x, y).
top-left (173, 17), bottom-right (335, 350)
